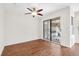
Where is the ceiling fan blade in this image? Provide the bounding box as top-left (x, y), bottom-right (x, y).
top-left (25, 13), bottom-right (31, 15)
top-left (33, 8), bottom-right (36, 11)
top-left (27, 8), bottom-right (33, 11)
top-left (37, 13), bottom-right (43, 16)
top-left (37, 9), bottom-right (43, 12)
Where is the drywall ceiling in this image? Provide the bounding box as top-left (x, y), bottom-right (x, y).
top-left (14, 3), bottom-right (68, 15)
top-left (4, 3), bottom-right (79, 16)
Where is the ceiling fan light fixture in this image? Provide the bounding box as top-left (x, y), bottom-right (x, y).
top-left (25, 7), bottom-right (43, 17)
top-left (32, 11), bottom-right (37, 16)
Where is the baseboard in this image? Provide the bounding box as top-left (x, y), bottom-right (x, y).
top-left (5, 39), bottom-right (42, 47)
top-left (0, 46), bottom-right (4, 56)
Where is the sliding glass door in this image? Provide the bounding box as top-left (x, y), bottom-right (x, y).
top-left (43, 20), bottom-right (50, 41)
top-left (43, 17), bottom-right (61, 44)
top-left (50, 17), bottom-right (61, 44)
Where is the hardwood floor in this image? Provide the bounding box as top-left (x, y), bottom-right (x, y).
top-left (2, 39), bottom-right (79, 56)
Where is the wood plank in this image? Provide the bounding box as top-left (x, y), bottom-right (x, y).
top-left (2, 39), bottom-right (79, 56)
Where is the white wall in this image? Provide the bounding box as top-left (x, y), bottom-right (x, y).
top-left (0, 4), bottom-right (5, 55)
top-left (74, 11), bottom-right (79, 43)
top-left (42, 7), bottom-right (73, 47)
top-left (5, 4), bottom-right (41, 45)
top-left (70, 7), bottom-right (75, 47)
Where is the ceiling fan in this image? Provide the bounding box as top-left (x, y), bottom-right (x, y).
top-left (25, 8), bottom-right (43, 17)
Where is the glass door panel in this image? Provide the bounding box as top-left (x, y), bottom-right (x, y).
top-left (43, 20), bottom-right (50, 41)
top-left (50, 17), bottom-right (61, 44)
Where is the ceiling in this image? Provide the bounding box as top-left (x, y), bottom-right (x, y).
top-left (5, 3), bottom-right (79, 15)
